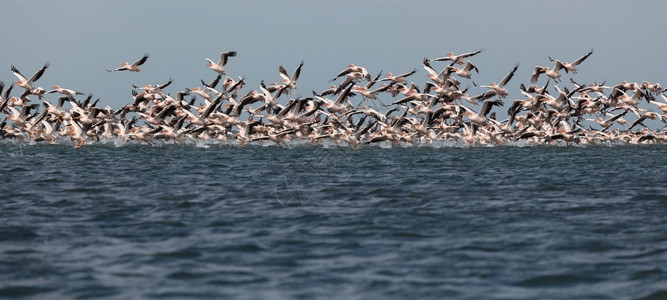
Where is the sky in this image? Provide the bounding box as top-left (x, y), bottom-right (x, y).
top-left (3, 0), bottom-right (667, 117)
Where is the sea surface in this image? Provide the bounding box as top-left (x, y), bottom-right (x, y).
top-left (1, 141), bottom-right (666, 299)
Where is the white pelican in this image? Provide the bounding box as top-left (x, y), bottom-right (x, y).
top-left (46, 86), bottom-right (85, 96)
top-left (587, 110), bottom-right (627, 130)
top-left (445, 60), bottom-right (479, 79)
top-left (549, 48), bottom-right (594, 74)
top-left (181, 95), bottom-right (223, 126)
top-left (641, 81), bottom-right (662, 94)
top-left (392, 84), bottom-right (438, 105)
top-left (312, 88), bottom-right (352, 115)
top-left (276, 60), bottom-right (304, 97)
top-left (422, 58), bottom-right (446, 85)
top-left (11, 62), bottom-right (49, 91)
top-left (62, 119), bottom-right (91, 148)
top-left (188, 87), bottom-right (212, 103)
top-left (476, 63), bottom-right (519, 99)
top-left (204, 51), bottom-right (237, 75)
top-left (332, 64), bottom-right (369, 81)
top-left (353, 78), bottom-right (393, 102)
top-left (379, 69), bottom-right (417, 84)
top-left (333, 72), bottom-right (365, 94)
top-left (107, 53), bottom-right (149, 72)
top-left (344, 105), bottom-right (386, 123)
top-left (137, 105), bottom-right (176, 126)
top-left (628, 110), bottom-right (660, 130)
top-left (432, 49), bottom-right (483, 65)
top-left (615, 88), bottom-right (647, 107)
top-left (462, 99), bottom-right (504, 126)
top-left (531, 60), bottom-right (564, 83)
top-left (251, 128), bottom-right (295, 147)
top-left (605, 111), bottom-right (629, 127)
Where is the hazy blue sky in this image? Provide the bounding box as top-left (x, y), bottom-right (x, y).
top-left (3, 0), bottom-right (666, 110)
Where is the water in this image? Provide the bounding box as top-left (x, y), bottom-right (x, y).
top-left (1, 142), bottom-right (666, 299)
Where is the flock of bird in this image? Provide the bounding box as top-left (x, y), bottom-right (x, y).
top-left (2, 49), bottom-right (667, 148)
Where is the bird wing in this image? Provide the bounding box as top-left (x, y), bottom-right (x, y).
top-left (460, 49), bottom-right (483, 59)
top-left (499, 63), bottom-right (519, 87)
top-left (480, 99), bottom-right (504, 117)
top-left (200, 95), bottom-right (223, 119)
top-left (392, 95), bottom-right (416, 105)
top-left (335, 82), bottom-right (355, 105)
top-left (10, 65), bottom-right (27, 83)
top-left (422, 58), bottom-right (438, 76)
top-left (464, 61), bottom-right (478, 73)
top-left (628, 115), bottom-right (647, 130)
top-left (202, 74), bottom-right (222, 89)
top-left (278, 65), bottom-right (290, 81)
top-left (292, 60), bottom-right (304, 81)
top-left (397, 68), bottom-right (417, 79)
top-left (364, 70), bottom-right (383, 89)
top-left (572, 48), bottom-right (594, 66)
top-left (157, 78), bottom-right (173, 90)
top-left (530, 66), bottom-right (545, 83)
top-left (553, 60), bottom-right (564, 71)
top-left (28, 62), bottom-right (50, 83)
top-left (220, 51), bottom-right (237, 66)
top-left (132, 53), bottom-right (149, 67)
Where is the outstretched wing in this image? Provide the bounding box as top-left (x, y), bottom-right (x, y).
top-left (132, 53), bottom-right (150, 67)
top-left (10, 65), bottom-right (27, 83)
top-left (220, 51), bottom-right (237, 66)
top-left (572, 48), bottom-right (594, 66)
top-left (292, 60), bottom-right (304, 81)
top-left (499, 63), bottom-right (519, 87)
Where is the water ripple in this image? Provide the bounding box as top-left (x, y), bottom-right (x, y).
top-left (0, 144), bottom-right (666, 299)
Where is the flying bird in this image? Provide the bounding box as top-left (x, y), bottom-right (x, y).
top-left (205, 51), bottom-right (237, 75)
top-left (432, 49), bottom-right (483, 65)
top-left (107, 53), bottom-right (149, 72)
top-left (11, 62), bottom-right (49, 90)
top-left (549, 48), bottom-right (594, 74)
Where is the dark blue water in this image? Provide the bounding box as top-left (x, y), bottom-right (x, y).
top-left (1, 142), bottom-right (666, 299)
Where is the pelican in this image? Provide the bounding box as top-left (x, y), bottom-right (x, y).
top-left (615, 88), bottom-right (647, 107)
top-left (187, 87), bottom-right (212, 103)
top-left (392, 84), bottom-right (438, 105)
top-left (181, 95), bottom-right (223, 126)
top-left (587, 110), bottom-right (627, 131)
top-left (11, 62), bottom-right (49, 91)
top-left (432, 49), bottom-right (483, 65)
top-left (445, 60), bottom-right (479, 79)
top-left (353, 73), bottom-right (393, 103)
top-left (251, 128), bottom-right (295, 148)
top-left (46, 86), bottom-right (85, 96)
top-left (344, 105), bottom-right (386, 122)
top-left (276, 60), bottom-right (304, 97)
top-left (476, 63), bottom-right (519, 99)
top-left (107, 53), bottom-right (149, 72)
top-left (628, 111), bottom-right (660, 130)
top-left (379, 69), bottom-right (417, 84)
top-left (333, 72), bottom-right (365, 94)
top-left (63, 119), bottom-right (91, 148)
top-left (549, 48), bottom-right (594, 74)
top-left (641, 81), bottom-right (662, 94)
top-left (531, 60), bottom-right (564, 83)
top-left (204, 51), bottom-right (237, 75)
top-left (332, 64), bottom-right (369, 81)
top-left (462, 99), bottom-right (504, 126)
